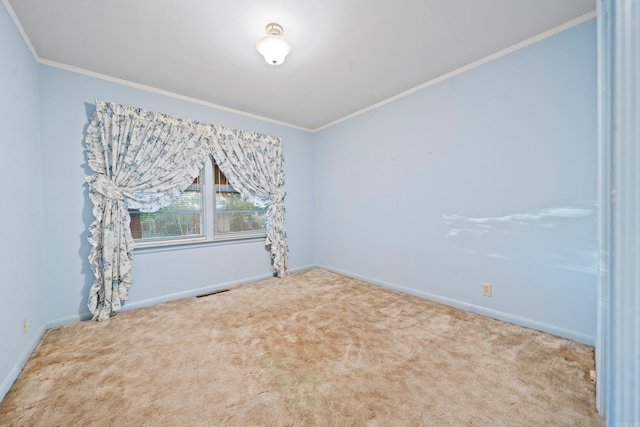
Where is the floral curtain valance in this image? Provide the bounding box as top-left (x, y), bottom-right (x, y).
top-left (85, 100), bottom-right (288, 320)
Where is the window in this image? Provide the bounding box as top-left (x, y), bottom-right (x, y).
top-left (213, 164), bottom-right (267, 235)
top-left (130, 177), bottom-right (203, 241)
top-left (130, 158), bottom-right (266, 247)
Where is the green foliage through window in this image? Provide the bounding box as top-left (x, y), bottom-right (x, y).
top-left (215, 192), bottom-right (266, 233)
top-left (130, 185), bottom-right (202, 240)
top-left (129, 163), bottom-right (267, 244)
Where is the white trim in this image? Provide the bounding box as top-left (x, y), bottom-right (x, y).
top-left (318, 264), bottom-right (595, 345)
top-left (313, 11), bottom-right (597, 132)
top-left (133, 234), bottom-right (266, 254)
top-left (595, 0), bottom-right (610, 416)
top-left (1, 0), bottom-right (39, 60)
top-left (0, 325), bottom-right (47, 402)
top-left (47, 272), bottom-right (277, 327)
top-left (45, 264), bottom-right (317, 329)
top-left (46, 313), bottom-right (91, 329)
top-left (4, 0), bottom-right (595, 134)
top-left (602, 0), bottom-right (640, 421)
top-left (204, 157), bottom-right (215, 242)
top-left (287, 264), bottom-right (316, 274)
top-left (115, 272), bottom-right (275, 312)
top-left (122, 263), bottom-right (310, 311)
top-left (8, 261), bottom-right (591, 404)
top-left (36, 58), bottom-right (313, 132)
top-left (43, 262), bottom-right (597, 347)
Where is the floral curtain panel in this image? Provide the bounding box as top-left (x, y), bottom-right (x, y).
top-left (210, 126), bottom-right (288, 277)
top-left (85, 100), bottom-right (288, 320)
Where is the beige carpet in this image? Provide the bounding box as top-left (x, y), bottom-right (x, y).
top-left (0, 268), bottom-right (603, 426)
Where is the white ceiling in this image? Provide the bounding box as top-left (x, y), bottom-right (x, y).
top-left (6, 0), bottom-right (595, 131)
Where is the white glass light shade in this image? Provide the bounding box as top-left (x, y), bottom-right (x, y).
top-left (256, 23), bottom-right (291, 65)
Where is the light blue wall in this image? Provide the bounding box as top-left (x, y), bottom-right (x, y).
top-left (0, 4), bottom-right (46, 399)
top-left (314, 20), bottom-right (597, 343)
top-left (38, 66), bottom-right (315, 325)
top-left (1, 6), bottom-right (599, 403)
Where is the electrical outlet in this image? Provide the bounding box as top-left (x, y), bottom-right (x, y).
top-left (21, 318), bottom-right (27, 335)
top-left (482, 283), bottom-right (492, 297)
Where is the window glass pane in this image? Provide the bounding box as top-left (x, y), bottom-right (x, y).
top-left (214, 164), bottom-right (228, 185)
top-left (214, 163), bottom-right (266, 235)
top-left (130, 183), bottom-right (203, 240)
top-left (215, 191), bottom-right (266, 233)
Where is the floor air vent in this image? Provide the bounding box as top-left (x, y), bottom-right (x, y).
top-left (196, 289), bottom-right (230, 298)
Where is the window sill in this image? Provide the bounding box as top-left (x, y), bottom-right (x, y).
top-left (133, 233), bottom-right (266, 254)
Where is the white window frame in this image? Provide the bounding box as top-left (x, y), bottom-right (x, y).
top-left (132, 157), bottom-right (266, 250)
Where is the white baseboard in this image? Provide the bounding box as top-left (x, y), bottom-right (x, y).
top-left (0, 325), bottom-right (47, 402)
top-left (317, 264), bottom-right (595, 346)
top-left (46, 265), bottom-right (317, 329)
top-left (116, 265), bottom-right (317, 312)
top-left (287, 264), bottom-right (317, 274)
top-left (4, 263), bottom-right (592, 404)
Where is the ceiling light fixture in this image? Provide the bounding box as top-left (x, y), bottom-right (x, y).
top-left (256, 23), bottom-right (292, 65)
